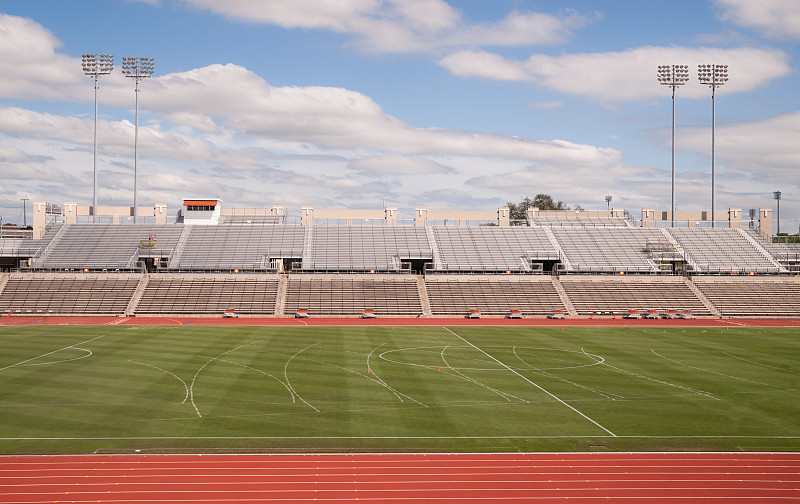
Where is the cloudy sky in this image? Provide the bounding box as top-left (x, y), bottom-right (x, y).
top-left (0, 0), bottom-right (798, 231)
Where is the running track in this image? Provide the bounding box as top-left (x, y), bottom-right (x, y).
top-left (1, 452), bottom-right (799, 503)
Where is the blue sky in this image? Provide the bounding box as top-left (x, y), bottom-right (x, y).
top-left (0, 0), bottom-right (798, 232)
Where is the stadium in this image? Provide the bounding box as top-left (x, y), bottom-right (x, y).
top-left (1, 198), bottom-right (799, 501)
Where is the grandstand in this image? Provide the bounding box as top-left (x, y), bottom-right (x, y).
top-left (0, 200), bottom-right (797, 318)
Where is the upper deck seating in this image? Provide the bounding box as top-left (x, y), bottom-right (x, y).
top-left (552, 228), bottom-right (666, 272)
top-left (304, 227), bottom-right (431, 272)
top-left (172, 225), bottom-right (305, 270)
top-left (669, 228), bottom-right (782, 273)
top-left (432, 227), bottom-right (556, 272)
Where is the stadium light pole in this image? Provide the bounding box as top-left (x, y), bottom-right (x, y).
top-left (657, 65), bottom-right (689, 227)
top-left (774, 191), bottom-right (782, 235)
top-left (81, 54), bottom-right (114, 223)
top-left (698, 64), bottom-right (728, 228)
top-left (605, 194), bottom-right (612, 215)
top-left (121, 57), bottom-right (155, 224)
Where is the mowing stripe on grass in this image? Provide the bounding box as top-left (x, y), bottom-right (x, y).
top-left (444, 327), bottom-right (617, 437)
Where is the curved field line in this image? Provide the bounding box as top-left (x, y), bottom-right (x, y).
top-left (128, 360), bottom-right (190, 404)
top-left (284, 343), bottom-right (320, 413)
top-left (651, 349), bottom-right (796, 391)
top-left (219, 359), bottom-right (295, 403)
top-left (190, 340), bottom-right (263, 418)
top-left (722, 350), bottom-right (800, 375)
top-left (364, 345), bottom-right (428, 407)
top-left (440, 345), bottom-right (529, 403)
top-left (17, 347), bottom-right (93, 367)
top-left (512, 346), bottom-right (622, 400)
top-left (585, 348), bottom-right (719, 401)
top-left (0, 335), bottom-right (105, 372)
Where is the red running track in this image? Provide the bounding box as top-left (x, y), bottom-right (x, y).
top-left (1, 452), bottom-right (798, 503)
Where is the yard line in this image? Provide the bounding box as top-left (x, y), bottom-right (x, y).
top-left (0, 335), bottom-right (105, 372)
top-left (443, 327), bottom-right (616, 437)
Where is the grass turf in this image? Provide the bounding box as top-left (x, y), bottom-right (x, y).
top-left (0, 324), bottom-right (798, 454)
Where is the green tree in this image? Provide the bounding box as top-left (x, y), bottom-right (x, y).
top-left (507, 194), bottom-right (574, 221)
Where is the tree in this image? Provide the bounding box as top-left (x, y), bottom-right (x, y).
top-left (507, 194), bottom-right (573, 221)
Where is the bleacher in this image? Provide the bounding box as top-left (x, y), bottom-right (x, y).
top-left (0, 272), bottom-right (139, 315)
top-left (136, 274), bottom-right (279, 315)
top-left (559, 275), bottom-right (711, 316)
top-left (172, 225), bottom-right (305, 271)
top-left (692, 277), bottom-right (800, 317)
top-left (34, 224), bottom-right (184, 270)
top-left (304, 227), bottom-right (430, 272)
top-left (553, 228), bottom-right (666, 273)
top-left (669, 228), bottom-right (783, 273)
top-left (284, 274), bottom-right (422, 315)
top-left (425, 275), bottom-right (565, 316)
top-left (531, 215), bottom-right (629, 228)
top-left (432, 227), bottom-right (556, 272)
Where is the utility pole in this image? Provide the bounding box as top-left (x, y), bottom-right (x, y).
top-left (20, 198), bottom-right (29, 227)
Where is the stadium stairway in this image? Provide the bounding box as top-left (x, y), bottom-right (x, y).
top-left (125, 274), bottom-right (150, 316)
top-left (416, 275), bottom-right (432, 316)
top-left (551, 277), bottom-right (578, 317)
top-left (0, 272), bottom-right (8, 298)
top-left (274, 274), bottom-right (288, 315)
top-left (684, 277), bottom-right (721, 317)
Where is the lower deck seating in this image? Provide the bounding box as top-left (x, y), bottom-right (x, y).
top-left (559, 276), bottom-right (710, 315)
top-left (136, 274), bottom-right (279, 315)
top-left (693, 277), bottom-right (800, 317)
top-left (0, 273), bottom-right (139, 315)
top-left (284, 274), bottom-right (422, 315)
top-left (425, 276), bottom-right (564, 316)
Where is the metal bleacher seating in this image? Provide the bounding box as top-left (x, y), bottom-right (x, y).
top-left (171, 225), bottom-right (305, 271)
top-left (692, 277), bottom-right (800, 317)
top-left (531, 216), bottom-right (629, 228)
top-left (559, 275), bottom-right (711, 316)
top-left (135, 274), bottom-right (279, 315)
top-left (0, 272), bottom-right (139, 315)
top-left (303, 227), bottom-right (430, 272)
top-left (424, 275), bottom-right (565, 315)
top-left (432, 227), bottom-right (556, 272)
top-left (552, 227), bottom-right (666, 273)
top-left (284, 274), bottom-right (422, 315)
top-left (669, 228), bottom-right (783, 273)
top-left (34, 224), bottom-right (184, 270)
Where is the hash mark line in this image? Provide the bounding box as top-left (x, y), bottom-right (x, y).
top-left (651, 349), bottom-right (795, 391)
top-left (190, 341), bottom-right (263, 418)
top-left (0, 335), bottom-right (105, 372)
top-left (284, 343), bottom-right (320, 413)
top-left (128, 360), bottom-right (190, 404)
top-left (443, 327), bottom-right (616, 437)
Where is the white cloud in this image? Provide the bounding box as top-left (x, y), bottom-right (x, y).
top-left (350, 155), bottom-right (452, 175)
top-left (713, 0), bottom-right (800, 40)
top-left (439, 46), bottom-right (791, 101)
top-left (179, 0), bottom-right (592, 53)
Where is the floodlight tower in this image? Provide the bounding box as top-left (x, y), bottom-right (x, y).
top-left (81, 54), bottom-right (114, 223)
top-left (774, 191), bottom-right (782, 235)
top-left (657, 65), bottom-right (689, 227)
top-left (605, 194), bottom-right (612, 215)
top-left (698, 64), bottom-right (728, 228)
top-left (121, 57), bottom-right (155, 223)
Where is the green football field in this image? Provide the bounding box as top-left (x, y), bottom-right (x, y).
top-left (1, 324), bottom-right (799, 454)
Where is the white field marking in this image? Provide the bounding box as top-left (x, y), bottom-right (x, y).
top-left (219, 359), bottom-right (295, 403)
top-left (128, 360), bottom-right (190, 404)
top-left (365, 344), bottom-right (406, 403)
top-left (103, 317), bottom-right (130, 325)
top-left (722, 350), bottom-right (800, 375)
top-left (585, 348), bottom-right (720, 401)
top-left (0, 335), bottom-right (105, 372)
top-left (16, 347), bottom-right (92, 367)
top-left (189, 340), bottom-right (263, 418)
top-left (512, 346), bottom-right (623, 401)
top-left (283, 343), bottom-right (320, 413)
top-left (651, 349), bottom-right (796, 391)
top-left (380, 345), bottom-right (596, 372)
top-left (444, 327), bottom-right (616, 437)
top-left (439, 345), bottom-right (529, 403)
